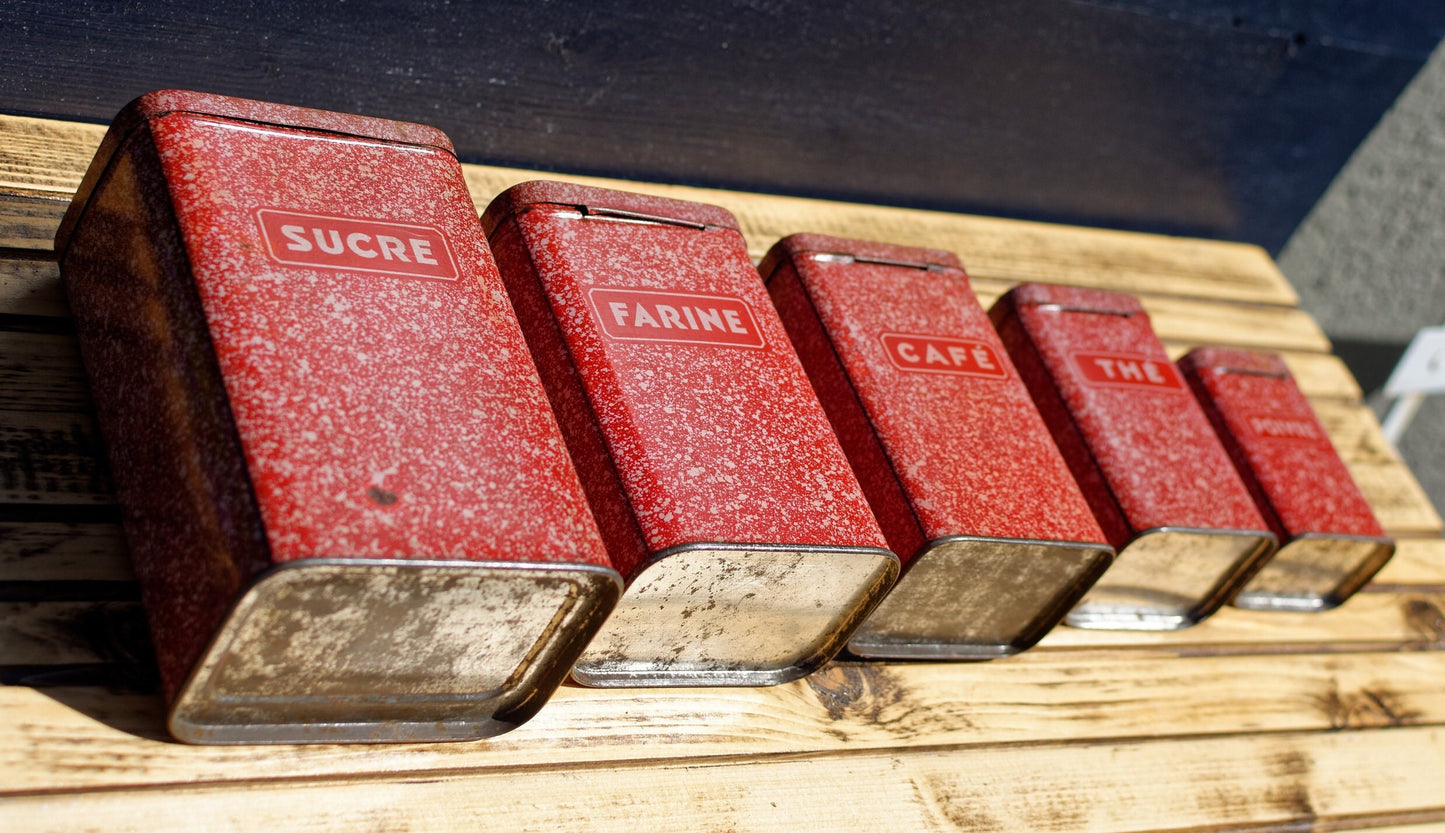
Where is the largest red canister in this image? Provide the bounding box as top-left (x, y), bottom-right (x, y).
top-left (55, 91), bottom-right (621, 743)
top-left (990, 284), bottom-right (1276, 630)
top-left (482, 182), bottom-right (899, 686)
top-left (761, 234), bottom-right (1113, 658)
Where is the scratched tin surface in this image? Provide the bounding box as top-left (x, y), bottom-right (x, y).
top-left (483, 183), bottom-right (898, 685)
top-left (56, 91), bottom-right (620, 743)
top-left (991, 284), bottom-right (1275, 630)
top-left (1180, 347), bottom-right (1393, 611)
top-left (761, 234), bottom-right (1112, 658)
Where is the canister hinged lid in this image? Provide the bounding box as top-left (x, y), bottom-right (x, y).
top-left (1004, 283), bottom-right (1147, 318)
top-left (758, 232), bottom-right (964, 283)
top-left (1179, 347), bottom-right (1291, 379)
top-left (56, 89), bottom-right (456, 257)
top-left (481, 180), bottom-right (739, 236)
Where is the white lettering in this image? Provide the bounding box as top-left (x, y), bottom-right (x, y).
top-left (633, 305), bottom-right (660, 327)
top-left (1143, 361), bottom-right (1165, 384)
top-left (1118, 361), bottom-right (1144, 382)
top-left (972, 347), bottom-right (996, 370)
top-left (657, 304), bottom-right (684, 328)
top-left (696, 308), bottom-right (724, 331)
top-left (280, 225), bottom-right (312, 252)
top-left (925, 344), bottom-right (948, 365)
top-left (608, 302), bottom-right (630, 326)
top-left (347, 232), bottom-right (377, 258)
top-left (897, 342), bottom-right (920, 363)
top-left (410, 238), bottom-right (438, 265)
top-left (376, 235), bottom-right (410, 262)
top-left (723, 309), bottom-right (747, 334)
top-left (1093, 358), bottom-right (1117, 379)
top-left (314, 228), bottom-right (344, 255)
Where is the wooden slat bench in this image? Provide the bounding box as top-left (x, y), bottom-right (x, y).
top-left (1, 114), bottom-right (1441, 832)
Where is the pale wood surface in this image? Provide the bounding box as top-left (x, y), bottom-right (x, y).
top-left (0, 113), bottom-right (1441, 832)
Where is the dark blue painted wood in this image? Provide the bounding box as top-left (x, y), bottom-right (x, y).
top-left (2, 1), bottom-right (1441, 252)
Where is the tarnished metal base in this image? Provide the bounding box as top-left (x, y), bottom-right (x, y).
top-left (1232, 534), bottom-right (1395, 612)
top-left (848, 536), bottom-right (1113, 659)
top-left (1065, 527), bottom-right (1276, 630)
top-left (571, 543), bottom-right (898, 687)
top-left (169, 559), bottom-right (621, 744)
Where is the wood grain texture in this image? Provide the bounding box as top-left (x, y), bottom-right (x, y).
top-left (0, 332), bottom-right (90, 412)
top-left (1036, 591), bottom-right (1445, 653)
top-left (0, 188), bottom-right (71, 250)
top-left (0, 522), bottom-right (129, 582)
top-left (0, 651), bottom-right (1441, 795)
top-left (0, 110), bottom-right (1441, 833)
top-left (0, 114), bottom-right (1299, 304)
top-left (0, 250), bottom-right (65, 317)
top-left (0, 409), bottom-right (110, 503)
top-left (1, 726), bottom-right (1442, 832)
top-left (0, 116), bottom-right (103, 194)
top-left (1370, 540), bottom-right (1445, 591)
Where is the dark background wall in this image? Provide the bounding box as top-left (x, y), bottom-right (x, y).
top-left (5, 1), bottom-right (1444, 253)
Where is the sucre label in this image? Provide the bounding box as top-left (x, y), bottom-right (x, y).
top-left (256, 208), bottom-right (458, 281)
top-left (588, 287), bottom-right (765, 348)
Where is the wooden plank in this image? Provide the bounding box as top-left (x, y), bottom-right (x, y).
top-left (0, 409), bottom-right (110, 504)
top-left (0, 188), bottom-right (70, 250)
top-left (0, 650), bottom-right (1442, 795)
top-left (1350, 461), bottom-right (1444, 537)
top-left (0, 601), bottom-right (119, 665)
top-left (0, 250), bottom-right (66, 317)
top-left (1, 726), bottom-right (1440, 832)
top-left (0, 332), bottom-right (90, 412)
top-left (458, 164), bottom-right (1303, 306)
top-left (0, 116), bottom-right (104, 195)
top-left (968, 279), bottom-right (1331, 353)
top-left (1370, 540), bottom-right (1445, 592)
top-left (0, 522), bottom-right (129, 582)
top-left (1037, 591), bottom-right (1445, 654)
top-left (0, 114), bottom-right (1301, 306)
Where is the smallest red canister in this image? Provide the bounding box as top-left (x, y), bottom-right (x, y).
top-left (1179, 347), bottom-right (1394, 611)
top-left (762, 235), bottom-right (1113, 658)
top-left (991, 284), bottom-right (1277, 630)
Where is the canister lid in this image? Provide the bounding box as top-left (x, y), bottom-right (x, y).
top-left (56, 89), bottom-right (456, 256)
top-left (1001, 283), bottom-right (1147, 317)
top-left (1178, 346), bottom-right (1290, 378)
top-left (759, 232), bottom-right (964, 282)
top-left (480, 180), bottom-right (740, 236)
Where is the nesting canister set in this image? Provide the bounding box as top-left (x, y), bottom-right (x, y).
top-left (56, 91), bottom-right (1395, 744)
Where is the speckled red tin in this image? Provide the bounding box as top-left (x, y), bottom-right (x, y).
top-left (55, 91), bottom-right (621, 743)
top-left (1180, 347), bottom-right (1393, 611)
top-left (990, 284), bottom-right (1276, 630)
top-left (482, 183), bottom-right (899, 686)
top-left (760, 235), bottom-right (1113, 658)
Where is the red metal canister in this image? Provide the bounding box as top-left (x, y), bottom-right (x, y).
top-left (482, 183), bottom-right (899, 686)
top-left (1179, 347), bottom-right (1394, 611)
top-left (990, 284), bottom-right (1276, 630)
top-left (55, 91), bottom-right (621, 743)
top-left (760, 235), bottom-right (1113, 658)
